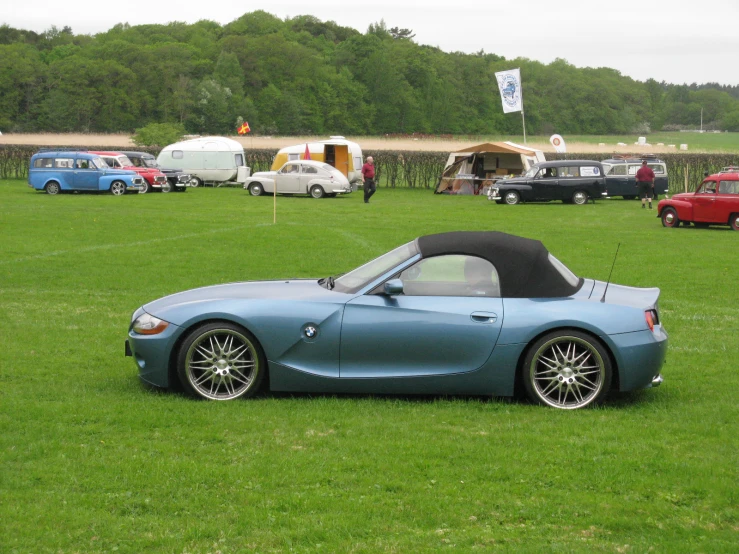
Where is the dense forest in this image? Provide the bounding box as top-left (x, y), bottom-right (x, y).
top-left (2, 11), bottom-right (739, 136)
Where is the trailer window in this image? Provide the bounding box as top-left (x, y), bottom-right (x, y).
top-left (172, 150), bottom-right (183, 159)
top-left (235, 154), bottom-right (244, 166)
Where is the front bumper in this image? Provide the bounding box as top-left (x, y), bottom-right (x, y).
top-left (126, 322), bottom-right (182, 388)
top-left (127, 179), bottom-right (146, 192)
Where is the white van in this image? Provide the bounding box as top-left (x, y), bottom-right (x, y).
top-left (271, 136), bottom-right (363, 185)
top-left (157, 136), bottom-right (250, 187)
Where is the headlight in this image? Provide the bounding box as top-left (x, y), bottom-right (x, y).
top-left (132, 313), bottom-right (169, 335)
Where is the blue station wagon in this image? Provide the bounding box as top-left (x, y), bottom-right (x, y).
top-left (28, 151), bottom-right (146, 195)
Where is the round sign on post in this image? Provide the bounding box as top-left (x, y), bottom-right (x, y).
top-left (550, 134), bottom-right (567, 153)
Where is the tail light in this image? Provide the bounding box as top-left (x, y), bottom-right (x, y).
top-left (644, 309), bottom-right (659, 332)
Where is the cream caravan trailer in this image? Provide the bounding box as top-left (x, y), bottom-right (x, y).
top-left (271, 136), bottom-right (363, 185)
top-left (157, 137), bottom-right (250, 187)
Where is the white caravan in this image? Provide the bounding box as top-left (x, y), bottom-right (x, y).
top-left (157, 137), bottom-right (250, 187)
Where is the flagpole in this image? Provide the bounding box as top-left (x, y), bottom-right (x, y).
top-left (273, 183), bottom-right (276, 224)
top-left (520, 78), bottom-right (527, 145)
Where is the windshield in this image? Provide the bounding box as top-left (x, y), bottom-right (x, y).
top-left (524, 165), bottom-right (540, 178)
top-left (118, 155), bottom-right (134, 167)
top-left (332, 241), bottom-right (419, 293)
top-left (92, 157), bottom-right (107, 169)
top-left (143, 157), bottom-right (159, 168)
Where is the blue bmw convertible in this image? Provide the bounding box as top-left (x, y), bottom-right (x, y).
top-left (126, 231), bottom-right (667, 409)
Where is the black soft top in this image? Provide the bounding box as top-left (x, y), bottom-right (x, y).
top-left (416, 231), bottom-right (582, 298)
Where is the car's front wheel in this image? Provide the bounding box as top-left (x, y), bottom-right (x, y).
top-left (310, 185), bottom-right (325, 199)
top-left (45, 181), bottom-right (61, 195)
top-left (189, 177), bottom-right (202, 188)
top-left (503, 191), bottom-right (520, 205)
top-left (661, 207), bottom-right (680, 228)
top-left (110, 181), bottom-right (126, 196)
top-left (177, 322), bottom-right (265, 401)
top-left (522, 330), bottom-right (612, 410)
top-left (249, 183), bottom-right (263, 196)
top-left (730, 213), bottom-right (739, 231)
top-left (572, 190), bottom-right (588, 205)
top-left (141, 181), bottom-right (152, 194)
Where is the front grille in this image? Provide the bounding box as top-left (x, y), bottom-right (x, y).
top-left (178, 174), bottom-right (191, 183)
top-left (154, 175), bottom-right (167, 184)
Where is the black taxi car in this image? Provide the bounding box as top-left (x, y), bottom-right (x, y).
top-left (488, 160), bottom-right (607, 205)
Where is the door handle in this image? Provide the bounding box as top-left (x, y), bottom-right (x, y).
top-left (471, 312), bottom-right (497, 324)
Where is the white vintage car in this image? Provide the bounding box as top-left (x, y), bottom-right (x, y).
top-left (244, 160), bottom-right (352, 199)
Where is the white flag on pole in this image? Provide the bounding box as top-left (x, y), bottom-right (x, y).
top-left (495, 68), bottom-right (523, 114)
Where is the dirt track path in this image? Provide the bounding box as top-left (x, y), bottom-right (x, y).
top-left (0, 133), bottom-right (676, 155)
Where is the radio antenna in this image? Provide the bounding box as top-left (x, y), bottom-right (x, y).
top-left (600, 243), bottom-right (621, 303)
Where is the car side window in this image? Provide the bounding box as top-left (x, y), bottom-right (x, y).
top-left (303, 166), bottom-right (318, 174)
top-left (395, 255), bottom-right (500, 297)
top-left (718, 180), bottom-right (739, 194)
top-left (55, 158), bottom-right (74, 168)
top-left (697, 181), bottom-right (716, 194)
top-left (559, 166), bottom-right (580, 178)
top-left (34, 158), bottom-right (54, 168)
top-left (281, 163), bottom-right (300, 174)
top-left (608, 164), bottom-right (627, 176)
top-left (539, 167), bottom-right (557, 178)
top-left (649, 164), bottom-right (665, 175)
top-left (75, 159), bottom-right (90, 169)
top-left (627, 165), bottom-right (640, 175)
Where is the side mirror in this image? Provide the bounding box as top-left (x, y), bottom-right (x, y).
top-left (383, 279), bottom-right (404, 295)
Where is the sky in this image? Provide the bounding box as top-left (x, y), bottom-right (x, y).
top-left (4, 0), bottom-right (739, 86)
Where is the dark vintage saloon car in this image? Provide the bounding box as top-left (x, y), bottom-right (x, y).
top-left (121, 151), bottom-right (191, 192)
top-left (657, 167), bottom-right (739, 230)
top-left (601, 155), bottom-right (669, 200)
top-left (488, 160), bottom-right (607, 205)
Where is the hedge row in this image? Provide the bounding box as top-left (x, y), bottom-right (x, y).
top-left (2, 145), bottom-right (737, 194)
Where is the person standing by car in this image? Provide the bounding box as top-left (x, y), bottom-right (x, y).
top-left (636, 159), bottom-right (656, 209)
top-left (362, 156), bottom-right (376, 203)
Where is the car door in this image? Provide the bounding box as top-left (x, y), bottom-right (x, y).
top-left (72, 158), bottom-right (99, 190)
top-left (340, 255), bottom-right (504, 378)
top-left (531, 167), bottom-right (559, 200)
top-left (299, 165), bottom-right (321, 192)
top-left (604, 163), bottom-right (629, 196)
top-left (715, 179), bottom-right (739, 222)
top-left (276, 163), bottom-right (301, 192)
top-left (693, 180), bottom-right (718, 222)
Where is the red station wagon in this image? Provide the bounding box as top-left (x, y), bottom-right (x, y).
top-left (91, 151), bottom-right (170, 193)
top-left (657, 167), bottom-right (739, 231)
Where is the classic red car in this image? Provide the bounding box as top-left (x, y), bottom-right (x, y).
top-left (90, 151), bottom-right (170, 193)
top-left (657, 168), bottom-right (739, 231)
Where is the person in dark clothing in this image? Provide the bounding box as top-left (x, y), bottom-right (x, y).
top-left (636, 159), bottom-right (656, 209)
top-left (362, 156), bottom-right (376, 203)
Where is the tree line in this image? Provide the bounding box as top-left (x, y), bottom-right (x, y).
top-left (2, 12), bottom-right (739, 136)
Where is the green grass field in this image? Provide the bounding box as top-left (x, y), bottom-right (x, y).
top-left (1, 182), bottom-right (737, 553)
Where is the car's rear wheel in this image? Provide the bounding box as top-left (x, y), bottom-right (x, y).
top-left (503, 191), bottom-right (520, 205)
top-left (177, 322), bottom-right (265, 401)
top-left (110, 181), bottom-right (126, 196)
top-left (522, 330), bottom-right (612, 410)
top-left (730, 213), bottom-right (739, 231)
top-left (661, 207), bottom-right (680, 228)
top-left (310, 185), bottom-right (325, 199)
top-left (189, 177), bottom-right (202, 188)
top-left (45, 181), bottom-right (60, 195)
top-left (249, 183), bottom-right (263, 196)
top-left (572, 190), bottom-right (588, 205)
